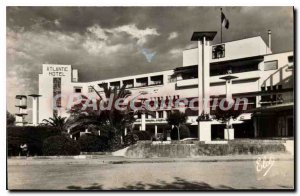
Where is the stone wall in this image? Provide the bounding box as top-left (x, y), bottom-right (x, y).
top-left (125, 140), bottom-right (288, 158)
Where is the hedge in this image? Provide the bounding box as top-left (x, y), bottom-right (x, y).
top-left (43, 135), bottom-right (80, 156)
top-left (78, 134), bottom-right (109, 152)
top-left (7, 126), bottom-right (61, 156)
top-left (123, 131), bottom-right (151, 146)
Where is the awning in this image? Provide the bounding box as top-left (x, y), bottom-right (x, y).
top-left (174, 65), bottom-right (197, 74)
top-left (248, 102), bottom-right (294, 113)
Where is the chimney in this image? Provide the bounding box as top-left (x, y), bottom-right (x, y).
top-left (268, 30), bottom-right (272, 50)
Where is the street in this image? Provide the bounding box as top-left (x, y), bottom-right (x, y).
top-left (7, 157), bottom-right (294, 190)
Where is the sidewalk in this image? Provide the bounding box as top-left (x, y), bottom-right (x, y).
top-left (8, 153), bottom-right (294, 166)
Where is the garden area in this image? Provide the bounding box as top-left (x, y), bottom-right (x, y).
top-left (7, 83), bottom-right (197, 157)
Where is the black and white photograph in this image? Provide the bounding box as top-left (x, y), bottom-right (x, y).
top-left (5, 5), bottom-right (295, 191)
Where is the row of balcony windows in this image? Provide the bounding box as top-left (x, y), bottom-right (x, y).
top-left (86, 75), bottom-right (165, 92)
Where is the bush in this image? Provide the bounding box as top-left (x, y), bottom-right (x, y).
top-left (124, 131), bottom-right (151, 146)
top-left (170, 125), bottom-right (190, 140)
top-left (43, 135), bottom-right (80, 156)
top-left (7, 126), bottom-right (61, 156)
top-left (78, 134), bottom-right (109, 152)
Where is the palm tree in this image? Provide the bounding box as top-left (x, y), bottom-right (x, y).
top-left (67, 84), bottom-right (141, 149)
top-left (41, 114), bottom-right (68, 133)
top-left (167, 110), bottom-right (187, 140)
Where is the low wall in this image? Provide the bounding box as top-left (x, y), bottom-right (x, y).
top-left (125, 140), bottom-right (288, 158)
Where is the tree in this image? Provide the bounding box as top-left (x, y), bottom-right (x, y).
top-left (41, 114), bottom-right (68, 133)
top-left (167, 110), bottom-right (187, 140)
top-left (67, 84), bottom-right (141, 150)
top-left (7, 111), bottom-right (15, 126)
top-left (212, 100), bottom-right (243, 140)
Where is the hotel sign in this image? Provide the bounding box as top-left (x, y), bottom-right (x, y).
top-left (46, 65), bottom-right (69, 77)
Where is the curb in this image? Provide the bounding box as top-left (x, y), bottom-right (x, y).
top-left (8, 155), bottom-right (294, 165)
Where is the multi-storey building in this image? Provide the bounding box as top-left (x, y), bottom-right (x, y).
top-left (37, 32), bottom-right (294, 141)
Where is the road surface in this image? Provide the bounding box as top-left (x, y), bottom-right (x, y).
top-left (7, 157), bottom-right (294, 190)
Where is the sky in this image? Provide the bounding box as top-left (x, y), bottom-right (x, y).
top-left (6, 6), bottom-right (293, 118)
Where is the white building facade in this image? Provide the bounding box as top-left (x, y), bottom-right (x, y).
top-left (37, 35), bottom-right (294, 141)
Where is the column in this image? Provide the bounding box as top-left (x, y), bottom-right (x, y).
top-left (29, 94), bottom-right (41, 126)
top-left (202, 37), bottom-right (210, 114)
top-left (198, 39), bottom-right (203, 116)
top-left (198, 36), bottom-right (212, 142)
top-left (154, 125), bottom-right (158, 137)
top-left (141, 113), bottom-right (146, 131)
top-left (163, 110), bottom-right (167, 119)
top-left (225, 80), bottom-right (234, 104)
top-left (32, 97), bottom-right (38, 126)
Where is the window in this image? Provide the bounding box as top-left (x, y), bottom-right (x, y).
top-left (74, 87), bottom-right (82, 93)
top-left (264, 60), bottom-right (278, 71)
top-left (210, 61), bottom-right (259, 76)
top-left (53, 77), bottom-right (61, 116)
top-left (150, 75), bottom-right (163, 85)
top-left (136, 77), bottom-right (148, 87)
top-left (288, 55), bottom-right (293, 68)
top-left (98, 83), bottom-right (108, 89)
top-left (88, 86), bottom-right (94, 93)
top-left (288, 55), bottom-right (293, 63)
top-left (166, 110), bottom-right (171, 118)
top-left (123, 79), bottom-right (134, 88)
top-left (110, 81), bottom-right (120, 89)
top-left (212, 44), bottom-right (225, 59)
top-left (158, 111), bottom-right (164, 118)
top-left (168, 75), bottom-right (177, 83)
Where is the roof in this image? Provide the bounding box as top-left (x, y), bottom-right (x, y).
top-left (249, 102), bottom-right (294, 113)
top-left (28, 94), bottom-right (42, 97)
top-left (219, 75), bottom-right (239, 80)
top-left (15, 95), bottom-right (27, 99)
top-left (191, 31), bottom-right (217, 41)
top-left (174, 65), bottom-right (197, 72)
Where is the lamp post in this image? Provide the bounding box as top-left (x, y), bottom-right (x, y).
top-left (125, 91), bottom-right (148, 131)
top-left (219, 71), bottom-right (238, 104)
top-left (138, 91), bottom-right (148, 131)
top-left (219, 70), bottom-right (238, 140)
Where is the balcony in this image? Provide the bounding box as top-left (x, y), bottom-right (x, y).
top-left (110, 81), bottom-right (121, 89)
top-left (123, 79), bottom-right (134, 88)
top-left (260, 90), bottom-right (293, 107)
top-left (135, 118), bottom-right (167, 124)
top-left (176, 78), bottom-right (198, 88)
top-left (136, 77), bottom-right (148, 87)
top-left (98, 83), bottom-right (108, 90)
top-left (149, 75), bottom-right (163, 86)
top-left (210, 70), bottom-right (260, 84)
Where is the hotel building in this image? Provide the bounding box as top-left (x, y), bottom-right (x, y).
top-left (34, 31), bottom-right (294, 141)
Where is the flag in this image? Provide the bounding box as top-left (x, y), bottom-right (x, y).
top-left (221, 11), bottom-right (229, 29)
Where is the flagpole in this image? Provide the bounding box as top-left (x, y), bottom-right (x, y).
top-left (220, 8), bottom-right (222, 43)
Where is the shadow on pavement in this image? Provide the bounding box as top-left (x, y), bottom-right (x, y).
top-left (66, 177), bottom-right (234, 190)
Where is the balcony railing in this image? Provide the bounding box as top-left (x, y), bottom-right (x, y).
top-left (176, 78), bottom-right (198, 87)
